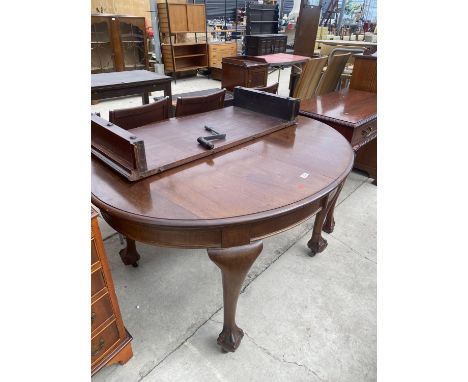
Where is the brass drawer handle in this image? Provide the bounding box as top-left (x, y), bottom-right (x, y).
top-left (92, 339), bottom-right (105, 356)
top-left (361, 126), bottom-right (375, 136)
top-left (91, 311), bottom-right (96, 324)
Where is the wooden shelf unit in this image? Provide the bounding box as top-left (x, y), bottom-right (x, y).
top-left (157, 0), bottom-right (209, 75)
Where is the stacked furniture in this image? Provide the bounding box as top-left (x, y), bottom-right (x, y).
top-left (244, 2), bottom-right (286, 56)
top-left (157, 0), bottom-right (209, 75)
top-left (91, 207), bottom-right (133, 375)
top-left (91, 14), bottom-right (148, 73)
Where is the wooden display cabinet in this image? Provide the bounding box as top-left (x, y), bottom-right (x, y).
top-left (91, 207), bottom-right (133, 375)
top-left (157, 0), bottom-right (208, 75)
top-left (91, 14), bottom-right (148, 74)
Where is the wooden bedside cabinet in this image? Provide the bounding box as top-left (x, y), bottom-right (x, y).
top-left (91, 207), bottom-right (133, 376)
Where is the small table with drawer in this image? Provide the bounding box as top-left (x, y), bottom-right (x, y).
top-left (91, 207), bottom-right (133, 375)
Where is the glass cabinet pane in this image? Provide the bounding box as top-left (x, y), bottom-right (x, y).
top-left (91, 21), bottom-right (115, 73)
top-left (119, 21), bottom-right (146, 71)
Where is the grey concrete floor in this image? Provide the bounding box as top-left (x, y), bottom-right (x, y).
top-left (92, 71), bottom-right (376, 382)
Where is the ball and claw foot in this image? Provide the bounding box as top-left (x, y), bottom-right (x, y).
top-left (307, 237), bottom-right (328, 257)
top-left (119, 244), bottom-right (141, 267)
top-left (217, 325), bottom-right (244, 353)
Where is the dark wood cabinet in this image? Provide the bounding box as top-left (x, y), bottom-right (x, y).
top-left (246, 3), bottom-right (279, 35)
top-left (91, 14), bottom-right (148, 74)
top-left (244, 34), bottom-right (287, 56)
top-left (221, 56), bottom-right (269, 91)
top-left (91, 207), bottom-right (133, 375)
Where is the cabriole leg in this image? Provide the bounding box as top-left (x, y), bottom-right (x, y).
top-left (307, 197), bottom-right (329, 256)
top-left (119, 238), bottom-right (140, 267)
top-left (323, 181), bottom-right (345, 234)
top-left (208, 241), bottom-right (263, 352)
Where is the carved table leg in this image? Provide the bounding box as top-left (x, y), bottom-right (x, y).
top-left (307, 197), bottom-right (329, 256)
top-left (323, 181), bottom-right (345, 234)
top-left (208, 241), bottom-right (263, 352)
top-left (119, 238), bottom-right (141, 267)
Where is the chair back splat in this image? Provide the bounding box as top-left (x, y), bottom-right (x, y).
top-left (175, 89), bottom-right (226, 118)
top-left (109, 97), bottom-right (171, 130)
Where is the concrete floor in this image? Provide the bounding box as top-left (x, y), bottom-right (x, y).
top-left (91, 71), bottom-right (376, 382)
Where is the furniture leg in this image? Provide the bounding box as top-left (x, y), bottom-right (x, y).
top-left (323, 181), bottom-right (345, 234)
top-left (119, 238), bottom-right (141, 267)
top-left (207, 241), bottom-right (263, 352)
top-left (164, 82), bottom-right (172, 100)
top-left (307, 197), bottom-right (329, 256)
top-left (142, 91), bottom-right (150, 104)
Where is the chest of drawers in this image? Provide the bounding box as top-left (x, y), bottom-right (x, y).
top-left (299, 88), bottom-right (377, 184)
top-left (91, 207), bottom-right (133, 375)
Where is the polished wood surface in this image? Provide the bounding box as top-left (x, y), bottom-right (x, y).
top-left (91, 208), bottom-right (133, 375)
top-left (91, 70), bottom-right (173, 104)
top-left (92, 114), bottom-right (354, 352)
top-left (300, 88), bottom-right (377, 127)
top-left (299, 88), bottom-right (377, 184)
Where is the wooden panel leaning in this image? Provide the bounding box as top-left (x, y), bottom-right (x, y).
top-left (175, 89), bottom-right (226, 117)
top-left (315, 53), bottom-right (351, 96)
top-left (108, 97), bottom-right (171, 130)
top-left (91, 88), bottom-right (299, 181)
top-left (292, 56), bottom-right (328, 100)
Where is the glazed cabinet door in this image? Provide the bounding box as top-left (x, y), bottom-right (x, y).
top-left (116, 17), bottom-right (148, 71)
top-left (91, 16), bottom-right (116, 73)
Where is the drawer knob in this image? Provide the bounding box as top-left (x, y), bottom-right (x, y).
top-left (92, 339), bottom-right (105, 356)
top-left (91, 311), bottom-right (96, 324)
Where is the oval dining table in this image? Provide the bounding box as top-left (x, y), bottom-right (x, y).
top-left (91, 114), bottom-right (354, 352)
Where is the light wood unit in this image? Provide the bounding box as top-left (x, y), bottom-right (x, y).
top-left (157, 1), bottom-right (208, 75)
top-left (91, 207), bottom-right (133, 376)
top-left (208, 42), bottom-right (237, 69)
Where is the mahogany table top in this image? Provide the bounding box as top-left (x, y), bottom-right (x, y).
top-left (316, 39), bottom-right (377, 47)
top-left (91, 115), bottom-right (354, 228)
top-left (299, 88), bottom-right (377, 127)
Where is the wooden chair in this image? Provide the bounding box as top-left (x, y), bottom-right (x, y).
top-left (175, 89), bottom-right (226, 118)
top-left (254, 82), bottom-right (279, 94)
top-left (315, 53), bottom-right (351, 96)
top-left (108, 96), bottom-right (171, 130)
top-left (292, 56), bottom-right (328, 100)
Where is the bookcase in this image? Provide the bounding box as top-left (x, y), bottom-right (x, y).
top-left (91, 14), bottom-right (148, 73)
top-left (157, 0), bottom-right (208, 75)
